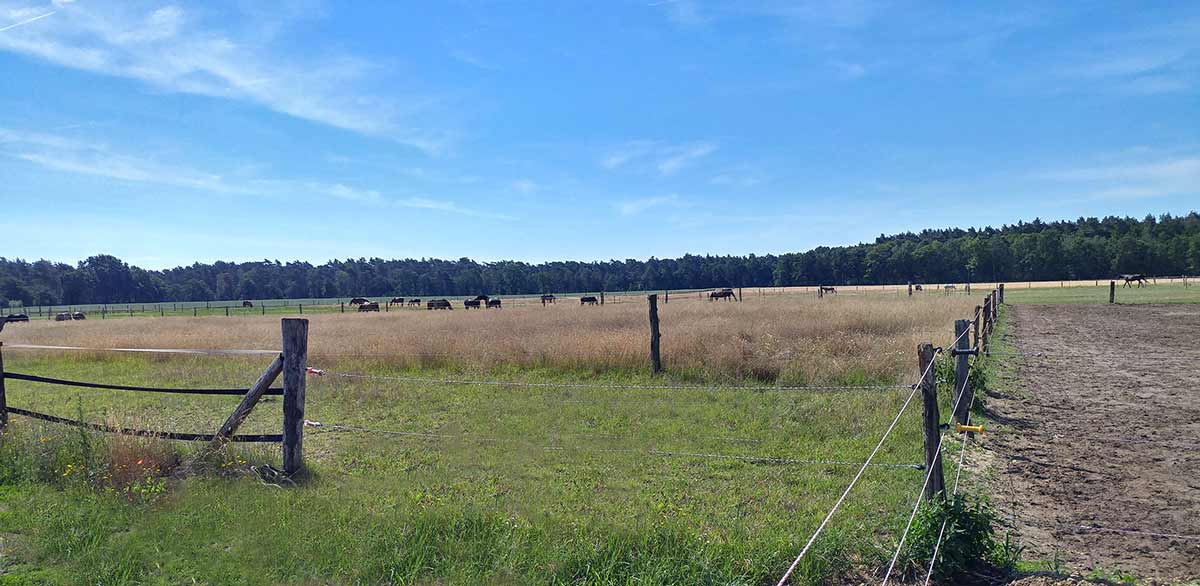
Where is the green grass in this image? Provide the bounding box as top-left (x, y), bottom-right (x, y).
top-left (0, 349), bottom-right (973, 585)
top-left (1003, 282), bottom-right (1200, 305)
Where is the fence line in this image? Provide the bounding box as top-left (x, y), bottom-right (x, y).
top-left (773, 347), bottom-right (939, 586)
top-left (5, 371), bottom-right (284, 396)
top-left (8, 407), bottom-right (282, 442)
top-left (882, 359), bottom-right (975, 584)
top-left (308, 422), bottom-right (925, 470)
top-left (6, 343), bottom-right (279, 355)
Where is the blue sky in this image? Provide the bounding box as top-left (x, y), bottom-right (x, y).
top-left (0, 1), bottom-right (1197, 269)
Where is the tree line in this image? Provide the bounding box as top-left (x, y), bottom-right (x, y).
top-left (3, 213), bottom-right (1198, 307)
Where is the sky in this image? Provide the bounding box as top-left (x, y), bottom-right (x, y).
top-left (0, 1), bottom-right (1197, 269)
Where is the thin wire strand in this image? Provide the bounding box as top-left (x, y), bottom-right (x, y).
top-left (923, 362), bottom-right (981, 586)
top-left (774, 348), bottom-right (939, 586)
top-left (881, 362), bottom-right (974, 584)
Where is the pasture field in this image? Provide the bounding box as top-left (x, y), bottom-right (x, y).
top-left (1003, 282), bottom-right (1200, 305)
top-left (0, 294), bottom-right (987, 584)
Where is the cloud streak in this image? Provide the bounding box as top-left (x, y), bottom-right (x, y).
top-left (602, 140), bottom-right (718, 176)
top-left (0, 127), bottom-right (508, 218)
top-left (0, 2), bottom-right (451, 153)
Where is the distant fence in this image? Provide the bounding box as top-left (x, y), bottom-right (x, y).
top-left (0, 318), bottom-right (312, 475)
top-left (3, 275), bottom-right (1191, 320)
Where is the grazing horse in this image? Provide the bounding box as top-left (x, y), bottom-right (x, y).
top-left (709, 288), bottom-right (736, 301)
top-left (1121, 274), bottom-right (1148, 288)
top-left (55, 312), bottom-right (72, 321)
top-left (943, 284), bottom-right (957, 292)
top-left (540, 294), bottom-right (556, 305)
top-left (241, 300), bottom-right (254, 307)
top-left (72, 312), bottom-right (86, 320)
top-left (389, 297), bottom-right (405, 306)
top-left (407, 298), bottom-right (421, 306)
top-left (357, 302), bottom-right (380, 312)
top-left (819, 286), bottom-right (837, 295)
top-left (914, 284), bottom-right (923, 292)
top-left (464, 299), bottom-right (481, 310)
top-left (486, 298), bottom-right (502, 309)
top-left (427, 299), bottom-right (452, 310)
top-left (349, 297), bottom-right (370, 305)
top-left (580, 296), bottom-right (599, 306)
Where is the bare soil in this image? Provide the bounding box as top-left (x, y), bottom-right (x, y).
top-left (985, 304), bottom-right (1200, 582)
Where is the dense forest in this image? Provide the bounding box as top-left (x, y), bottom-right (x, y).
top-left (3, 213), bottom-right (1199, 307)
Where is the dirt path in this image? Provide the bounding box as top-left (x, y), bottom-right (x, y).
top-left (985, 304), bottom-right (1199, 582)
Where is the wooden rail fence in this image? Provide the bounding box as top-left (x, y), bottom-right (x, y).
top-left (0, 318), bottom-right (311, 476)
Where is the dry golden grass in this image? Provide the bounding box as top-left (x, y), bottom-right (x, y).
top-left (3, 293), bottom-right (978, 384)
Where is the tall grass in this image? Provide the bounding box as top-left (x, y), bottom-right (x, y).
top-left (4, 294), bottom-right (977, 384)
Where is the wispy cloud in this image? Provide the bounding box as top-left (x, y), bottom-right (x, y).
top-left (1037, 155), bottom-right (1200, 200)
top-left (602, 140), bottom-right (718, 176)
top-left (617, 194), bottom-right (683, 215)
top-left (0, 2), bottom-right (452, 153)
top-left (0, 7), bottom-right (55, 32)
top-left (511, 179), bottom-right (539, 194)
top-left (0, 127), bottom-right (511, 219)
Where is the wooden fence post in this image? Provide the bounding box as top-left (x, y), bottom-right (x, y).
top-left (340, 302), bottom-right (344, 313)
top-left (982, 297), bottom-right (992, 355)
top-left (225, 307), bottom-right (230, 317)
top-left (1109, 281), bottom-right (1115, 304)
top-left (908, 283), bottom-right (913, 296)
top-left (973, 305), bottom-right (981, 349)
top-left (664, 290), bottom-right (669, 304)
top-left (193, 308), bottom-right (197, 317)
top-left (918, 342), bottom-right (946, 500)
top-left (281, 318), bottom-right (308, 476)
top-left (953, 319), bottom-right (972, 425)
top-left (601, 291), bottom-right (605, 305)
top-left (998, 283), bottom-right (1004, 304)
top-left (648, 294), bottom-right (662, 374)
top-left (0, 342), bottom-right (7, 431)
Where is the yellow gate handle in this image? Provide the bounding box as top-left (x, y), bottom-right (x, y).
top-left (955, 423), bottom-right (984, 434)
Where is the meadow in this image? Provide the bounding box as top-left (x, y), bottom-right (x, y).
top-left (1002, 281), bottom-right (1200, 305)
top-left (0, 292), bottom-right (987, 585)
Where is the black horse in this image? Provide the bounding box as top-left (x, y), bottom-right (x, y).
top-left (1120, 274), bottom-right (1148, 288)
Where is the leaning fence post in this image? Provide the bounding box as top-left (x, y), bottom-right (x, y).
top-left (953, 319), bottom-right (972, 426)
top-left (647, 294), bottom-right (662, 374)
top-left (1109, 281), bottom-right (1115, 304)
top-left (281, 318), bottom-right (309, 476)
top-left (918, 342), bottom-right (946, 500)
top-left (0, 342), bottom-right (7, 430)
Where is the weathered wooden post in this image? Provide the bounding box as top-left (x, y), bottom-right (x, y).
top-left (953, 319), bottom-right (972, 426)
top-left (648, 294), bottom-right (662, 374)
top-left (262, 304), bottom-right (266, 316)
top-left (299, 304), bottom-right (304, 314)
top-left (1109, 281), bottom-right (1115, 304)
top-left (918, 342), bottom-right (946, 500)
top-left (998, 283), bottom-right (1004, 304)
top-left (281, 318), bottom-right (308, 476)
top-left (340, 302), bottom-right (344, 313)
top-left (664, 290), bottom-right (669, 304)
top-left (0, 341), bottom-right (7, 431)
top-left (225, 307), bottom-right (230, 317)
top-left (193, 308), bottom-right (197, 317)
top-left (737, 287), bottom-right (743, 301)
top-left (908, 283), bottom-right (913, 296)
top-left (600, 291), bottom-right (605, 305)
top-left (982, 297), bottom-right (992, 355)
top-left (973, 305), bottom-right (981, 349)
top-left (208, 354), bottom-right (284, 451)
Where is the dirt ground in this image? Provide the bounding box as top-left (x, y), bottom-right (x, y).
top-left (985, 304), bottom-right (1200, 582)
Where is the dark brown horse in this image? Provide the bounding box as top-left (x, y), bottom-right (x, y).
top-left (241, 300), bottom-right (254, 307)
top-left (580, 296), bottom-right (599, 305)
top-left (464, 299), bottom-right (481, 309)
top-left (357, 302), bottom-right (380, 312)
top-left (389, 297), bottom-right (405, 306)
top-left (709, 288), bottom-right (736, 301)
top-left (407, 298), bottom-right (421, 306)
top-left (1120, 274), bottom-right (1148, 288)
top-left (427, 299), bottom-right (453, 310)
top-left (540, 294), bottom-right (556, 305)
top-left (819, 286), bottom-right (837, 295)
top-left (486, 298), bottom-right (502, 309)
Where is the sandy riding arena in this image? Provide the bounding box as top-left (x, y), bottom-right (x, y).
top-left (986, 304), bottom-right (1200, 581)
